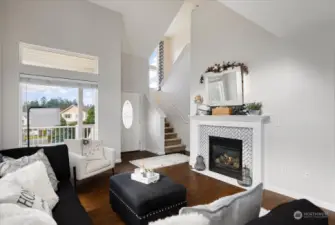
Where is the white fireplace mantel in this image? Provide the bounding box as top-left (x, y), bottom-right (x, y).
top-left (189, 115), bottom-right (270, 189)
top-left (190, 115), bottom-right (270, 123)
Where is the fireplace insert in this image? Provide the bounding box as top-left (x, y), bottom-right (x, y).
top-left (209, 136), bottom-right (243, 180)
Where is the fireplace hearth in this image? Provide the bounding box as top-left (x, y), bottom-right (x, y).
top-left (209, 136), bottom-right (243, 180)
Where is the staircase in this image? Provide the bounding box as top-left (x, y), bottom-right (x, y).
top-left (164, 119), bottom-right (186, 154)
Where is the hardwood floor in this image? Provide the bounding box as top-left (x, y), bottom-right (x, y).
top-left (78, 151), bottom-right (334, 225)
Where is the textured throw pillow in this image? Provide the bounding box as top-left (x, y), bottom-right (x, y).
top-left (0, 149), bottom-right (59, 191)
top-left (0, 180), bottom-right (51, 215)
top-left (180, 183), bottom-right (263, 225)
top-left (149, 213), bottom-right (210, 225)
top-left (82, 140), bottom-right (105, 161)
top-left (0, 161), bottom-right (59, 209)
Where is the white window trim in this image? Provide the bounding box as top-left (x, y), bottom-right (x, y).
top-left (19, 42), bottom-right (99, 75)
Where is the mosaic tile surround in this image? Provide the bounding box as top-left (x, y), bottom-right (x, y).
top-left (199, 125), bottom-right (253, 178)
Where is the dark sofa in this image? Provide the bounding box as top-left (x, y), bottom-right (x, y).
top-left (0, 144), bottom-right (92, 225)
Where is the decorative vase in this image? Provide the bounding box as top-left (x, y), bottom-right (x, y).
top-left (194, 155), bottom-right (206, 171)
top-left (237, 167), bottom-right (252, 187)
top-left (248, 110), bottom-right (261, 115)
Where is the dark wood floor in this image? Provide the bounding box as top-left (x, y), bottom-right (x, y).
top-left (78, 151), bottom-right (334, 225)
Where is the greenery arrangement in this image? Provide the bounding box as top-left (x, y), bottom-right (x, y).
top-left (246, 102), bottom-right (262, 111)
top-left (200, 61), bottom-right (249, 84)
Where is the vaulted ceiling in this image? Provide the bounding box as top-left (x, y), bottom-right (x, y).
top-left (219, 0), bottom-right (335, 38)
top-left (89, 0), bottom-right (183, 58)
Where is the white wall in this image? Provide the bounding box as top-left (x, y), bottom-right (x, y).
top-left (171, 30), bottom-right (190, 64)
top-left (191, 1), bottom-right (335, 209)
top-left (165, 1), bottom-right (194, 63)
top-left (1, 0), bottom-right (122, 161)
top-left (121, 53), bottom-right (149, 151)
top-left (143, 95), bottom-right (165, 155)
top-left (160, 44), bottom-right (190, 151)
top-left (122, 53), bottom-right (149, 96)
top-left (0, 0), bottom-right (3, 149)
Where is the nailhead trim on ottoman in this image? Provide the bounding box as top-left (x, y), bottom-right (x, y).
top-left (109, 173), bottom-right (187, 225)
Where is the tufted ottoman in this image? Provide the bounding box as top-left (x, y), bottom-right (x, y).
top-left (109, 173), bottom-right (187, 225)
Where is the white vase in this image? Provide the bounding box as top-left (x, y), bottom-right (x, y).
top-left (249, 110), bottom-right (261, 115)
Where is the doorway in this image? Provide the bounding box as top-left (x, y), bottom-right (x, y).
top-left (121, 92), bottom-right (141, 152)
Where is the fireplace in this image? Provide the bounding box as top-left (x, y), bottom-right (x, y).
top-left (209, 136), bottom-right (243, 180)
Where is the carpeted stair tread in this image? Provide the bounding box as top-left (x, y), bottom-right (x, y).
top-left (165, 144), bottom-right (186, 154)
top-left (165, 127), bottom-right (174, 132)
top-left (165, 138), bottom-right (182, 146)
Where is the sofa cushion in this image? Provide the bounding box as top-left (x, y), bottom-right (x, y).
top-left (82, 140), bottom-right (105, 161)
top-left (64, 139), bottom-right (83, 155)
top-left (0, 179), bottom-right (52, 215)
top-left (0, 145), bottom-right (70, 182)
top-left (53, 181), bottom-right (92, 225)
top-left (86, 159), bottom-right (111, 173)
top-left (0, 149), bottom-right (59, 191)
top-left (180, 183), bottom-right (263, 225)
top-left (246, 199), bottom-right (328, 225)
top-left (0, 161), bottom-right (59, 209)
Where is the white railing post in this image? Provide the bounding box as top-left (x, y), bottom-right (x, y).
top-left (77, 88), bottom-right (83, 139)
top-left (75, 125), bottom-right (79, 139)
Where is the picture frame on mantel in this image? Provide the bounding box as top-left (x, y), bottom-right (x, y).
top-left (204, 67), bottom-right (245, 107)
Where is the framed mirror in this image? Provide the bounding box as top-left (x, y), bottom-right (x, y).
top-left (204, 68), bottom-right (244, 106)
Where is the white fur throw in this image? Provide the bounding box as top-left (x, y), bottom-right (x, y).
top-left (149, 213), bottom-right (209, 225)
top-left (0, 203), bottom-right (57, 225)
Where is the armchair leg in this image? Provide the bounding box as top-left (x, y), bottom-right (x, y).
top-left (73, 166), bottom-right (77, 190)
top-left (112, 168), bottom-right (115, 176)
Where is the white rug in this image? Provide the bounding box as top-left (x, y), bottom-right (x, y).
top-left (130, 154), bottom-right (189, 169)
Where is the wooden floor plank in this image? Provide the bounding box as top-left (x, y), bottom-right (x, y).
top-left (78, 151), bottom-right (334, 225)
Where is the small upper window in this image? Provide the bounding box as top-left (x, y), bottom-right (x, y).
top-left (20, 43), bottom-right (99, 74)
top-left (64, 114), bottom-right (71, 119)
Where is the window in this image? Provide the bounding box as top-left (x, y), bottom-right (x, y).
top-left (149, 47), bottom-right (159, 89)
top-left (20, 43), bottom-right (99, 74)
top-left (20, 75), bottom-right (98, 146)
top-left (122, 100), bottom-right (133, 129)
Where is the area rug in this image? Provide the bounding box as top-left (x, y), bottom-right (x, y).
top-left (130, 154), bottom-right (189, 169)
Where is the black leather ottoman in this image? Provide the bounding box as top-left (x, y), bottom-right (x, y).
top-left (109, 173), bottom-right (187, 225)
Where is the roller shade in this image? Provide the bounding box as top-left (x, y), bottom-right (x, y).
top-left (20, 74), bottom-right (98, 89)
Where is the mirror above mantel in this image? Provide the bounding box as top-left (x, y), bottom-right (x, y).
top-left (204, 67), bottom-right (244, 106)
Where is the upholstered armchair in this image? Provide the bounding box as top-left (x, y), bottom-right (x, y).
top-left (64, 139), bottom-right (116, 188)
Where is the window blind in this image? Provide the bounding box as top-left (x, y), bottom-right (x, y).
top-left (20, 74), bottom-right (98, 89)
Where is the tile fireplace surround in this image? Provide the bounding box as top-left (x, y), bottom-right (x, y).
top-left (190, 115), bottom-right (270, 189)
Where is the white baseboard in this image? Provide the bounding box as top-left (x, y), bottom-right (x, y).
top-left (115, 158), bottom-right (122, 163)
top-left (265, 184), bottom-right (335, 212)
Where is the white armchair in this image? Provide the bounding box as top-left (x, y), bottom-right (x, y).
top-left (65, 139), bottom-right (116, 187)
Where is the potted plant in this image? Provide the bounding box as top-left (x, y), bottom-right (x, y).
top-left (246, 102), bottom-right (262, 115)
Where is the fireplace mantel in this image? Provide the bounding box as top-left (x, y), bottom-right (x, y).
top-left (190, 115), bottom-right (270, 189)
top-left (190, 115), bottom-right (270, 123)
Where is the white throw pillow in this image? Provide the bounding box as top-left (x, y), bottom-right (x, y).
top-left (149, 213), bottom-right (210, 225)
top-left (1, 161), bottom-right (59, 209)
top-left (0, 180), bottom-right (51, 215)
top-left (0, 203), bottom-right (57, 225)
top-left (82, 140), bottom-right (105, 161)
top-left (0, 149), bottom-right (59, 191)
top-left (64, 139), bottom-right (83, 155)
